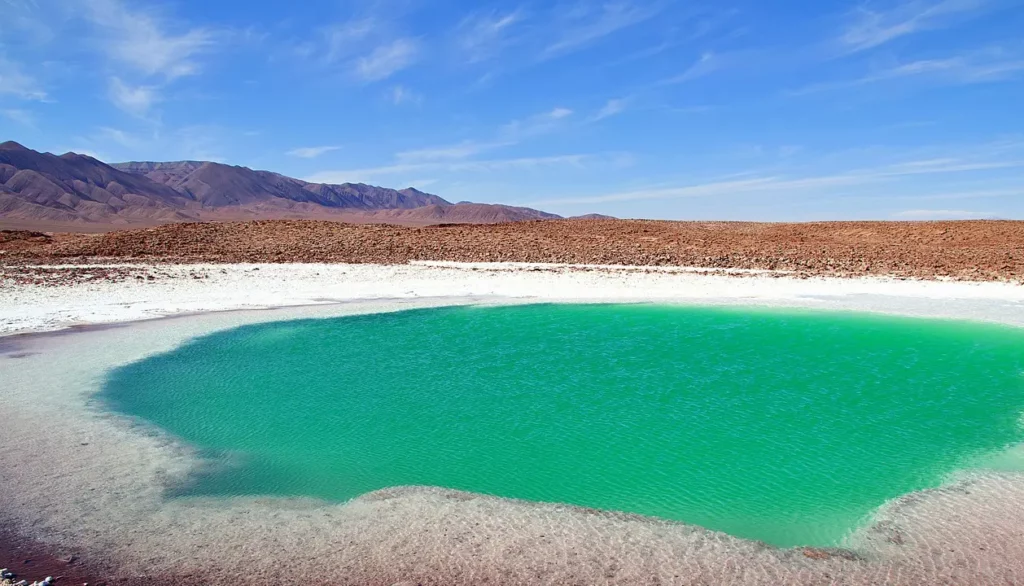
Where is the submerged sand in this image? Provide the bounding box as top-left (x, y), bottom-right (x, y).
top-left (2, 264), bottom-right (1024, 585)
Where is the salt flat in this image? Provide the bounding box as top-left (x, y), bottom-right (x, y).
top-left (4, 261), bottom-right (1024, 335)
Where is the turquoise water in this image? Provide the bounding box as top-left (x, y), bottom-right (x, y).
top-left (102, 304), bottom-right (1024, 547)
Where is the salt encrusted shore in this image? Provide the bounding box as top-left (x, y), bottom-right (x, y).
top-left (4, 261), bottom-right (1024, 335)
top-left (2, 262), bottom-right (1024, 585)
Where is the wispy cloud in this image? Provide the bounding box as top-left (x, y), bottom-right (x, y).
top-left (96, 126), bottom-right (146, 149)
top-left (840, 0), bottom-right (989, 53)
top-left (500, 107), bottom-right (574, 140)
top-left (892, 208), bottom-right (996, 219)
top-left (388, 84), bottom-right (422, 105)
top-left (792, 47), bottom-right (1024, 94)
top-left (353, 38), bottom-right (420, 82)
top-left (529, 153), bottom-right (1024, 206)
top-left (881, 156), bottom-right (1024, 173)
top-left (396, 141), bottom-right (507, 162)
top-left (306, 154), bottom-right (591, 184)
top-left (0, 55), bottom-right (47, 100)
top-left (2, 108), bottom-right (36, 127)
top-left (83, 0), bottom-right (217, 79)
top-left (457, 9), bottom-right (524, 63)
top-left (82, 124), bottom-right (229, 162)
top-left (298, 19), bottom-right (420, 84)
top-left (322, 19), bottom-right (376, 64)
top-left (108, 77), bottom-right (159, 116)
top-left (75, 0), bottom-right (223, 118)
top-left (592, 98), bottom-right (628, 121)
top-left (0, 0), bottom-right (57, 47)
top-left (660, 52), bottom-right (720, 84)
top-left (386, 106), bottom-right (576, 169)
top-left (542, 2), bottom-right (664, 59)
top-left (879, 187), bottom-right (1023, 201)
top-left (287, 145), bottom-right (341, 159)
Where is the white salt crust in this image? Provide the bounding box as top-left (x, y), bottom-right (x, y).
top-left (2, 263), bottom-right (1024, 585)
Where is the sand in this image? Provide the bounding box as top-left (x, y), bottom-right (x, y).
top-left (2, 262), bottom-right (1024, 585)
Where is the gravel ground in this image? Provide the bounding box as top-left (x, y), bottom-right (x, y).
top-left (3, 219), bottom-right (1023, 281)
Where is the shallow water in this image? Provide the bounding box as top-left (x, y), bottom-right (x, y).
top-left (102, 304), bottom-right (1024, 547)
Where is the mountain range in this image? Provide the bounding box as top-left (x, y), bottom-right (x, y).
top-left (0, 141), bottom-right (562, 229)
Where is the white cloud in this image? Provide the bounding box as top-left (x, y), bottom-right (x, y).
top-left (881, 157), bottom-right (1023, 174)
top-left (528, 153), bottom-right (1024, 206)
top-left (792, 48), bottom-right (1024, 94)
top-left (389, 85), bottom-right (422, 105)
top-left (0, 55), bottom-right (47, 100)
top-left (306, 154), bottom-right (590, 184)
top-left (661, 52), bottom-right (720, 84)
top-left (840, 0), bottom-right (988, 53)
top-left (542, 2), bottom-right (663, 59)
top-left (592, 98), bottom-right (628, 121)
top-left (388, 106), bottom-right (576, 170)
top-left (2, 108), bottom-right (36, 127)
top-left (500, 107), bottom-right (574, 140)
top-left (72, 124), bottom-right (230, 162)
top-left (323, 19), bottom-right (376, 64)
top-left (892, 209), bottom-right (996, 219)
top-left (353, 38), bottom-right (420, 82)
top-left (96, 126), bottom-right (145, 149)
top-left (287, 146), bottom-right (342, 159)
top-left (108, 77), bottom-right (159, 116)
top-left (457, 9), bottom-right (524, 63)
top-left (396, 141), bottom-right (504, 162)
top-left (83, 0), bottom-right (216, 80)
top-left (890, 188), bottom-right (1023, 201)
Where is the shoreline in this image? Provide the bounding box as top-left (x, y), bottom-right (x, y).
top-left (4, 261), bottom-right (1024, 338)
top-left (3, 264), bottom-right (1024, 584)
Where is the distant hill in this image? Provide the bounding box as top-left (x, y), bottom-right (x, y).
top-left (0, 141), bottom-right (562, 228)
top-left (371, 203), bottom-right (559, 224)
top-left (572, 213), bottom-right (617, 220)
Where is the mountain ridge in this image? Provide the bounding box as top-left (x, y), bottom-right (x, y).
top-left (112, 160), bottom-right (452, 210)
top-left (0, 141), bottom-right (561, 228)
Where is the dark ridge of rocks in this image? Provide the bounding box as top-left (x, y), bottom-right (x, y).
top-left (0, 230), bottom-right (52, 252)
top-left (3, 218), bottom-right (1023, 282)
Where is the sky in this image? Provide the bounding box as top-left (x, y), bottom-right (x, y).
top-left (1, 0), bottom-right (1023, 220)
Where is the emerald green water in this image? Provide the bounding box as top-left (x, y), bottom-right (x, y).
top-left (102, 304), bottom-right (1024, 547)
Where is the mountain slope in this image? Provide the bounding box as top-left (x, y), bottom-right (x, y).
top-left (1, 141), bottom-right (561, 228)
top-left (113, 160), bottom-right (451, 209)
top-left (0, 141), bottom-right (193, 224)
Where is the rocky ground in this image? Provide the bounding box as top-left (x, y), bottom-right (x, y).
top-left (0, 528), bottom-right (101, 586)
top-left (2, 219), bottom-right (1022, 282)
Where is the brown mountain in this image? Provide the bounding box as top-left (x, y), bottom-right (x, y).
top-left (0, 141), bottom-right (193, 225)
top-left (113, 160), bottom-right (448, 209)
top-left (0, 141), bottom-right (561, 229)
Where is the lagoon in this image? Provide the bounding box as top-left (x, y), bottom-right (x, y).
top-left (102, 304), bottom-right (1024, 547)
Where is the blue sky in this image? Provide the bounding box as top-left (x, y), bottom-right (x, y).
top-left (1, 0), bottom-right (1023, 220)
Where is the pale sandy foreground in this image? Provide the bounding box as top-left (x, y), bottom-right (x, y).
top-left (2, 262), bottom-right (1024, 585)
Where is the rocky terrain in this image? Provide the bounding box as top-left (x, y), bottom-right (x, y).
top-left (0, 141), bottom-right (559, 227)
top-left (3, 219), bottom-right (1022, 281)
